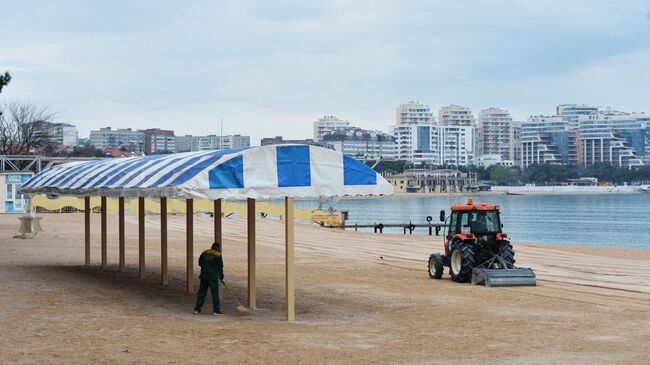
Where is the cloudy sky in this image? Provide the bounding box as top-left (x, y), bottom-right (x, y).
top-left (2, 0), bottom-right (649, 143)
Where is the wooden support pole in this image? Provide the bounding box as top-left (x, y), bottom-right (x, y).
top-left (213, 199), bottom-right (224, 301)
top-left (186, 199), bottom-right (194, 293)
top-left (213, 199), bottom-right (222, 245)
top-left (161, 197), bottom-right (168, 286)
top-left (285, 197), bottom-right (295, 321)
top-left (118, 197), bottom-right (125, 272)
top-left (84, 196), bottom-right (90, 266)
top-left (101, 196), bottom-right (107, 269)
top-left (138, 197), bottom-right (145, 280)
top-left (247, 198), bottom-right (256, 309)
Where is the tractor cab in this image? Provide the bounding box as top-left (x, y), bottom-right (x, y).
top-left (440, 199), bottom-right (506, 255)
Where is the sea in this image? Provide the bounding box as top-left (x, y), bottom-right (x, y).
top-left (296, 193), bottom-right (650, 250)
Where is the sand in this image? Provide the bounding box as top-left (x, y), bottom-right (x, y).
top-left (1, 213), bottom-right (649, 364)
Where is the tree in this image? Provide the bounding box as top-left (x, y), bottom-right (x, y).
top-left (489, 165), bottom-right (517, 185)
top-left (0, 72), bottom-right (10, 94)
top-left (0, 101), bottom-right (55, 155)
top-left (67, 145), bottom-right (104, 157)
top-left (365, 159), bottom-right (412, 174)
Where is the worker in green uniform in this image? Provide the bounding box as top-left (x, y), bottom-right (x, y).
top-left (193, 242), bottom-right (225, 316)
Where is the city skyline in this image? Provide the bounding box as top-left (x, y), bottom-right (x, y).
top-left (2, 1), bottom-right (650, 144)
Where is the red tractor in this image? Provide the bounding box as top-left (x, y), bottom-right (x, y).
top-left (428, 199), bottom-right (536, 287)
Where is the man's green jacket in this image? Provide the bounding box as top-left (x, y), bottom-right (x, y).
top-left (198, 249), bottom-right (224, 282)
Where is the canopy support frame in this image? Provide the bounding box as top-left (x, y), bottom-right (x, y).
top-left (186, 198), bottom-right (194, 293)
top-left (138, 197), bottom-right (145, 280)
top-left (101, 196), bottom-right (107, 269)
top-left (248, 198), bottom-right (256, 309)
top-left (285, 197), bottom-right (295, 321)
top-left (161, 197), bottom-right (168, 286)
top-left (118, 197), bottom-right (125, 272)
top-left (84, 196), bottom-right (90, 266)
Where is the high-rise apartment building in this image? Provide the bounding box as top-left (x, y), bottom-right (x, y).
top-left (175, 134), bottom-right (250, 153)
top-left (391, 123), bottom-right (473, 166)
top-left (438, 104), bottom-right (474, 127)
top-left (521, 116), bottom-right (577, 167)
top-left (396, 101), bottom-right (434, 125)
top-left (50, 123), bottom-right (78, 148)
top-left (89, 127), bottom-right (145, 152)
top-left (313, 116), bottom-right (351, 141)
top-left (477, 108), bottom-right (516, 162)
top-left (522, 106), bottom-right (649, 169)
top-left (579, 111), bottom-right (648, 168)
top-left (556, 104), bottom-right (598, 128)
top-left (144, 129), bottom-right (175, 154)
top-left (322, 128), bottom-right (396, 161)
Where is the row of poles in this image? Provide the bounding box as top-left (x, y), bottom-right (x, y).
top-left (84, 196), bottom-right (296, 321)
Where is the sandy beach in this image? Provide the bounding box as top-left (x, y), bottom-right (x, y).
top-left (1, 213), bottom-right (649, 364)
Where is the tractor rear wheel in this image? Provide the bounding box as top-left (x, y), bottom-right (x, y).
top-left (449, 242), bottom-right (476, 283)
top-left (428, 253), bottom-right (444, 279)
top-left (499, 241), bottom-right (515, 267)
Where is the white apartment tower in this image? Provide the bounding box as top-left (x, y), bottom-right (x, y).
top-left (396, 101), bottom-right (434, 125)
top-left (478, 108), bottom-right (516, 162)
top-left (391, 123), bottom-right (473, 166)
top-left (438, 104), bottom-right (474, 127)
top-left (313, 116), bottom-right (351, 141)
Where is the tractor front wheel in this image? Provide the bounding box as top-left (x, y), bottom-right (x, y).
top-left (449, 242), bottom-right (476, 283)
top-left (428, 253), bottom-right (444, 279)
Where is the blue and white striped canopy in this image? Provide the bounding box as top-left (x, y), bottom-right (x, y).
top-left (20, 145), bottom-right (393, 200)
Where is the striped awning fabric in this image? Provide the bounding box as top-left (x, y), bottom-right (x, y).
top-left (20, 145), bottom-right (393, 200)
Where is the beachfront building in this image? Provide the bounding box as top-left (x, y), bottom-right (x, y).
top-left (471, 154), bottom-right (515, 168)
top-left (557, 104), bottom-right (598, 128)
top-left (396, 101), bottom-right (435, 125)
top-left (390, 124), bottom-right (473, 166)
top-left (321, 128), bottom-right (396, 161)
top-left (438, 104), bottom-right (474, 127)
top-left (313, 116), bottom-right (351, 141)
top-left (521, 116), bottom-right (577, 167)
top-left (477, 108), bottom-right (517, 163)
top-left (89, 127), bottom-right (145, 153)
top-left (175, 134), bottom-right (250, 152)
top-left (386, 169), bottom-right (478, 193)
top-left (578, 111), bottom-right (648, 168)
top-left (144, 128), bottom-right (175, 154)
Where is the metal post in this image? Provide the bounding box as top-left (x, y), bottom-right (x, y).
top-left (247, 198), bottom-right (256, 309)
top-left (186, 199), bottom-right (194, 293)
top-left (84, 196), bottom-right (90, 266)
top-left (101, 196), bottom-right (107, 269)
top-left (118, 197), bottom-right (125, 272)
top-left (138, 197), bottom-right (145, 280)
top-left (214, 199), bottom-right (222, 245)
top-left (285, 197), bottom-right (295, 321)
top-left (161, 197), bottom-right (168, 286)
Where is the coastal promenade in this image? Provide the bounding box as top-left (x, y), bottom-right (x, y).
top-left (1, 213), bottom-right (649, 363)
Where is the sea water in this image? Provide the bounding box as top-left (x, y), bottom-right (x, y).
top-left (296, 194), bottom-right (650, 249)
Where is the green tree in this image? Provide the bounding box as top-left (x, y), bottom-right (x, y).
top-left (489, 165), bottom-right (517, 185)
top-left (0, 72), bottom-right (11, 94)
top-left (365, 159), bottom-right (412, 174)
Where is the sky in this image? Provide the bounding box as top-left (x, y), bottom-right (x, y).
top-left (1, 0), bottom-right (650, 144)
